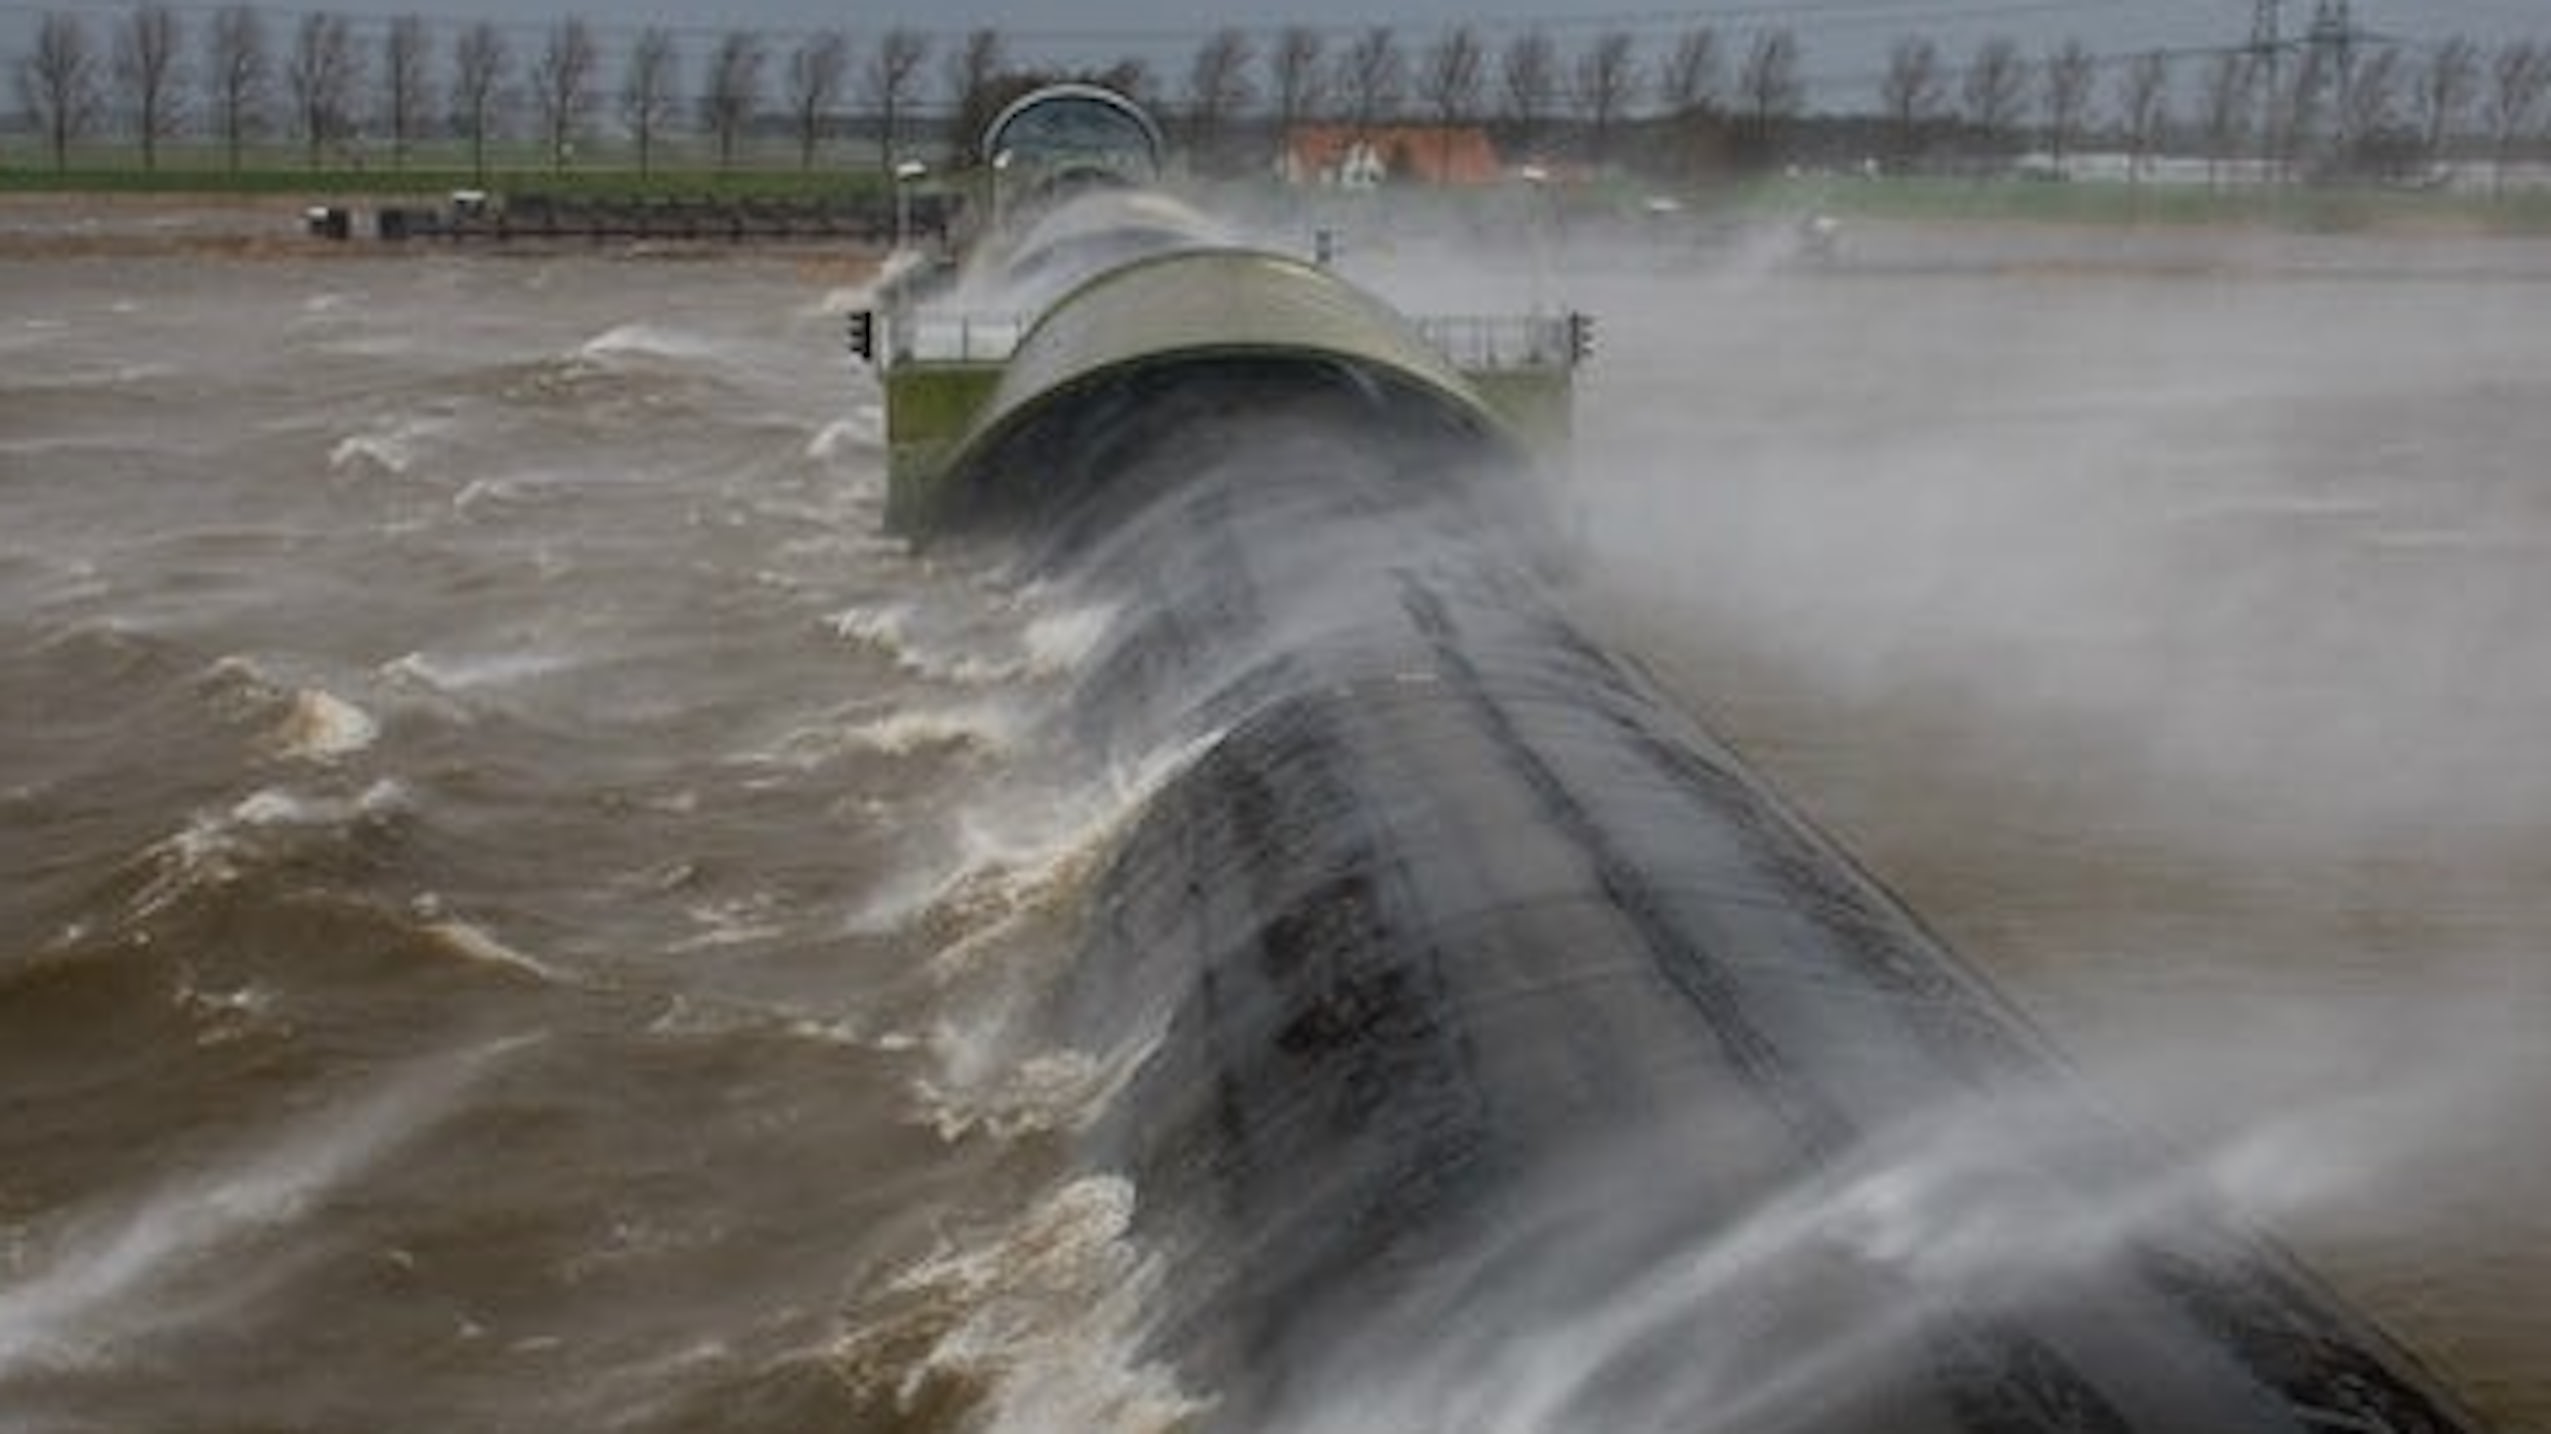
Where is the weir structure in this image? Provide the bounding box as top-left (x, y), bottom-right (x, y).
top-left (850, 87), bottom-right (2489, 1434)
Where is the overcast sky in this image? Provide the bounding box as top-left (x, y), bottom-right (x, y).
top-left (7, 0), bottom-right (2548, 108)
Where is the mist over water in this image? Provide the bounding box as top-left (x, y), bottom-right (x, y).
top-left (3, 211), bottom-right (2547, 1432)
top-left (1544, 225), bottom-right (2551, 1422)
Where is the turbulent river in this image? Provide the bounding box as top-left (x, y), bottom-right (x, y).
top-left (4, 214), bottom-right (2548, 1431)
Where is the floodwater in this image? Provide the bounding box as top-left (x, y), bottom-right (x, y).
top-left (4, 209), bottom-right (2547, 1430)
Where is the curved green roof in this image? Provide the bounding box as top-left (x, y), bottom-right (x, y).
top-left (938, 247), bottom-right (1519, 503)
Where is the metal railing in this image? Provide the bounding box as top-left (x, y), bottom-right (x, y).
top-left (889, 313), bottom-right (1026, 363)
top-left (1414, 314), bottom-right (1580, 370)
top-left (881, 310), bottom-right (1580, 370)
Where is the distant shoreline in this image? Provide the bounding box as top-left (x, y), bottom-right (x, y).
top-left (4, 188), bottom-right (2542, 282)
top-left (0, 194), bottom-right (887, 272)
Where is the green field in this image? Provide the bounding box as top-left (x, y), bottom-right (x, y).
top-left (1770, 174), bottom-right (2551, 233)
top-left (10, 138), bottom-right (2549, 236)
top-left (0, 140), bottom-right (910, 203)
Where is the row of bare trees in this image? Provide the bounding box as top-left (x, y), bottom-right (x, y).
top-left (9, 5), bottom-right (957, 178)
top-left (1874, 30), bottom-right (2551, 188)
top-left (14, 6), bottom-right (2551, 189)
top-left (0, 8), bottom-right (1859, 179)
top-left (1171, 22), bottom-right (1797, 172)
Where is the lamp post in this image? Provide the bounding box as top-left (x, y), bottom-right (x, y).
top-left (989, 148), bottom-right (1013, 235)
top-left (893, 159), bottom-right (928, 252)
top-left (1517, 164), bottom-right (1551, 316)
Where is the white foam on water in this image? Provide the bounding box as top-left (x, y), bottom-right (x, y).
top-left (664, 895), bottom-right (791, 954)
top-left (171, 974), bottom-right (280, 1048)
top-left (832, 1175), bottom-right (1202, 1433)
top-left (852, 711), bottom-right (1218, 953)
top-left (423, 916), bottom-right (572, 986)
top-left (126, 781), bottom-right (413, 923)
top-left (381, 646), bottom-right (581, 695)
top-left (1018, 602), bottom-right (1116, 677)
top-left (572, 322), bottom-right (727, 369)
top-left (826, 599), bottom-right (914, 650)
top-left (275, 688), bottom-right (380, 762)
top-left (8, 361), bottom-right (175, 394)
top-left (909, 1045), bottom-right (1124, 1143)
top-left (806, 409), bottom-right (883, 462)
top-left (737, 697), bottom-right (1021, 778)
top-left (879, 728), bottom-right (1225, 1148)
top-left (327, 414), bottom-right (455, 478)
top-left (826, 593), bottom-right (1119, 687)
top-left (452, 475), bottom-right (537, 512)
top-left (839, 704), bottom-right (1017, 758)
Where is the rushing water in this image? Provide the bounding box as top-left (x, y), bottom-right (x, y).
top-left (4, 217), bottom-right (2548, 1431)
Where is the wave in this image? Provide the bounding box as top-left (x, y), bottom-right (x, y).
top-left (804, 409), bottom-right (882, 462)
top-left (826, 595), bottom-right (1118, 687)
top-left (327, 413), bottom-right (460, 479)
top-left (275, 687), bottom-right (381, 762)
top-left (420, 914), bottom-right (572, 986)
top-left (831, 1176), bottom-right (1201, 1434)
top-left (3, 360), bottom-right (176, 395)
top-left (572, 322), bottom-right (736, 371)
top-left (841, 704), bottom-right (1016, 758)
top-left (381, 646), bottom-right (584, 697)
top-left (0, 1034), bottom-right (537, 1382)
top-left (116, 780), bottom-right (412, 927)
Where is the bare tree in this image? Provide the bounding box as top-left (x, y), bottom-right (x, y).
top-left (1096, 56), bottom-right (1158, 110)
top-left (621, 27), bottom-right (679, 178)
top-left (2118, 50), bottom-right (2172, 184)
top-left (2341, 44), bottom-right (2405, 171)
top-left (451, 20), bottom-right (506, 184)
top-left (17, 11), bottom-right (99, 172)
top-left (1335, 26), bottom-right (1407, 144)
top-left (286, 12), bottom-right (360, 168)
top-left (2417, 35), bottom-right (2479, 166)
top-left (2282, 34), bottom-right (2336, 171)
top-left (2198, 49), bottom-right (2255, 188)
top-left (1572, 31), bottom-right (1638, 166)
top-left (1880, 35), bottom-right (1946, 171)
top-left (380, 15), bottom-right (429, 168)
top-left (2485, 40), bottom-right (2550, 196)
top-left (1655, 27), bottom-right (1721, 117)
top-left (864, 27), bottom-right (931, 171)
top-left (785, 30), bottom-right (850, 170)
top-left (205, 4), bottom-right (268, 174)
top-left (1420, 25), bottom-right (1484, 179)
top-left (528, 17), bottom-right (597, 173)
top-left (702, 29), bottom-right (762, 170)
top-left (1185, 28), bottom-right (1254, 176)
top-left (1650, 27), bottom-right (1724, 179)
top-left (2042, 38), bottom-right (2095, 167)
top-left (943, 27), bottom-right (1006, 158)
top-left (109, 4), bottom-right (185, 171)
top-left (1495, 29), bottom-right (1556, 159)
top-left (1736, 28), bottom-right (1802, 162)
top-left (1961, 36), bottom-right (2031, 165)
top-left (1271, 26), bottom-right (1325, 142)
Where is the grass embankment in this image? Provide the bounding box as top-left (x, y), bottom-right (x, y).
top-left (0, 145), bottom-right (902, 204)
top-left (1728, 174), bottom-right (2551, 234)
top-left (11, 143), bottom-right (2550, 235)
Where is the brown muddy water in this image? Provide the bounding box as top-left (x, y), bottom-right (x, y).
top-left (4, 211), bottom-right (2548, 1431)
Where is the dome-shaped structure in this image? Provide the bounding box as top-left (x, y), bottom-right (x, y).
top-left (982, 83), bottom-right (1165, 194)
